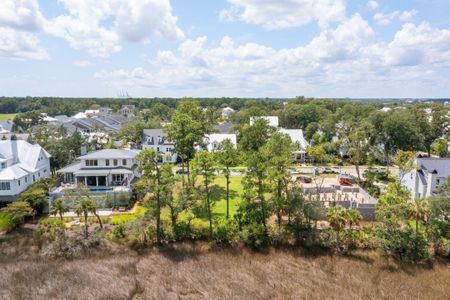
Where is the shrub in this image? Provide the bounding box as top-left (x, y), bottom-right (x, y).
top-left (111, 223), bottom-right (127, 239)
top-left (376, 225), bottom-right (429, 262)
top-left (0, 213), bottom-right (15, 232)
top-left (239, 222), bottom-right (269, 249)
top-left (173, 222), bottom-right (194, 241)
top-left (213, 219), bottom-right (238, 245)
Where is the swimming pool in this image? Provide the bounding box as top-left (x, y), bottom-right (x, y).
top-left (89, 188), bottom-right (113, 193)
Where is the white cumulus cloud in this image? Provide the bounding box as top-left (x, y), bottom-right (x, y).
top-left (45, 0), bottom-right (184, 58)
top-left (374, 9), bottom-right (417, 26)
top-left (95, 15), bottom-right (450, 97)
top-left (0, 27), bottom-right (48, 60)
top-left (0, 0), bottom-right (48, 60)
top-left (220, 0), bottom-right (346, 29)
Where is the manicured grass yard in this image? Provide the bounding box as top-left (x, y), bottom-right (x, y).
top-left (210, 175), bottom-right (243, 217)
top-left (0, 113), bottom-right (16, 120)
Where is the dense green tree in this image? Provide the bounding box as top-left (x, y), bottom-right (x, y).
top-left (167, 100), bottom-right (214, 184)
top-left (263, 132), bottom-right (294, 236)
top-left (137, 149), bottom-right (174, 244)
top-left (1, 201), bottom-right (34, 228)
top-left (327, 205), bottom-right (347, 250)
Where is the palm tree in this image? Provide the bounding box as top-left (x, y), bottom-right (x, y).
top-left (408, 199), bottom-right (429, 240)
top-left (345, 209), bottom-right (362, 234)
top-left (327, 205), bottom-right (347, 250)
top-left (74, 199), bottom-right (91, 238)
top-left (50, 198), bottom-right (69, 223)
top-left (87, 199), bottom-right (103, 229)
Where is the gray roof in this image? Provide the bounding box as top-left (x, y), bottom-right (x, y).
top-left (418, 158), bottom-right (450, 178)
top-left (214, 122), bottom-right (234, 134)
top-left (0, 120), bottom-right (13, 132)
top-left (53, 115), bottom-right (75, 123)
top-left (143, 128), bottom-right (166, 136)
top-left (77, 149), bottom-right (140, 160)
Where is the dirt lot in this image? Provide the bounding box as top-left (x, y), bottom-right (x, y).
top-left (0, 240), bottom-right (448, 300)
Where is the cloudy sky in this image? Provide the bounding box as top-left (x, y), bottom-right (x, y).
top-left (1, 0), bottom-right (450, 98)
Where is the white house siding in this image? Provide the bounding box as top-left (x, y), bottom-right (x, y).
top-left (0, 140), bottom-right (51, 200)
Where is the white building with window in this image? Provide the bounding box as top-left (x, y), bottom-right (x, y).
top-left (142, 129), bottom-right (178, 163)
top-left (249, 116), bottom-right (279, 127)
top-left (0, 136), bottom-right (51, 201)
top-left (401, 157), bottom-right (450, 199)
top-left (204, 134), bottom-right (237, 152)
top-left (56, 149), bottom-right (141, 188)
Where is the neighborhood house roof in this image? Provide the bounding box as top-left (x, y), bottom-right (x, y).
top-left (278, 128), bottom-right (309, 150)
top-left (0, 139), bottom-right (50, 180)
top-left (77, 149), bottom-right (140, 160)
top-left (250, 116), bottom-right (279, 127)
top-left (418, 158), bottom-right (450, 178)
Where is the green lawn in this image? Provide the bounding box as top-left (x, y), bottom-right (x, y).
top-left (210, 175), bottom-right (243, 217)
top-left (0, 113), bottom-right (16, 120)
top-left (110, 205), bottom-right (148, 225)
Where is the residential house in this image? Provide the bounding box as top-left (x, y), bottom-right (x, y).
top-left (221, 107), bottom-right (235, 119)
top-left (120, 105), bottom-right (136, 117)
top-left (0, 136), bottom-right (51, 201)
top-left (249, 116), bottom-right (279, 127)
top-left (56, 149), bottom-right (141, 188)
top-left (278, 128), bottom-right (309, 162)
top-left (401, 157), bottom-right (450, 199)
top-left (142, 129), bottom-right (178, 163)
top-left (250, 116), bottom-right (308, 162)
top-left (204, 133), bottom-right (237, 152)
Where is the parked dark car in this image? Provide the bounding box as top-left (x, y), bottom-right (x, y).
top-left (175, 169), bottom-right (189, 174)
top-left (296, 176), bottom-right (312, 183)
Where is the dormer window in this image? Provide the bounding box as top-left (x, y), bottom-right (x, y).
top-left (85, 160), bottom-right (98, 167)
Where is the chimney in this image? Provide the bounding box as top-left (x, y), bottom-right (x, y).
top-left (10, 135), bottom-right (18, 164)
top-left (80, 143), bottom-right (87, 156)
top-left (426, 170), bottom-right (438, 197)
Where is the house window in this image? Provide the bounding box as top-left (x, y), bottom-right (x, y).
top-left (33, 175), bottom-right (35, 182)
top-left (85, 160), bottom-right (98, 167)
top-left (0, 182), bottom-right (10, 190)
top-left (38, 172), bottom-right (41, 177)
top-left (157, 147), bottom-right (160, 152)
top-left (113, 159), bottom-right (118, 166)
top-left (44, 169), bottom-right (47, 173)
top-left (18, 180), bottom-right (20, 186)
top-left (122, 159), bottom-right (127, 166)
top-left (25, 177), bottom-right (28, 183)
top-left (1, 162), bottom-right (5, 169)
top-left (158, 136), bottom-right (163, 144)
top-left (112, 174), bottom-right (124, 183)
top-left (106, 159), bottom-right (110, 166)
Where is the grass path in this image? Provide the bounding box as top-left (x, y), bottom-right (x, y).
top-left (0, 113), bottom-right (16, 120)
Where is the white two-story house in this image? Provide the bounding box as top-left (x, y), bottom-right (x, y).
top-left (56, 149), bottom-right (141, 188)
top-left (401, 157), bottom-right (450, 199)
top-left (0, 136), bottom-right (51, 201)
top-left (142, 129), bottom-right (178, 163)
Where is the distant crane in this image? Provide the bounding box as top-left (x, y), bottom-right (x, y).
top-left (116, 89), bottom-right (131, 99)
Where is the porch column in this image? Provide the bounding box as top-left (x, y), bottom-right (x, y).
top-left (85, 176), bottom-right (87, 186)
top-left (95, 176), bottom-right (98, 187)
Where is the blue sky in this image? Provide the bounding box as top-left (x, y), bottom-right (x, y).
top-left (1, 0), bottom-right (450, 98)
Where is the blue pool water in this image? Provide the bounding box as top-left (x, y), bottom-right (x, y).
top-left (89, 188), bottom-right (113, 193)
